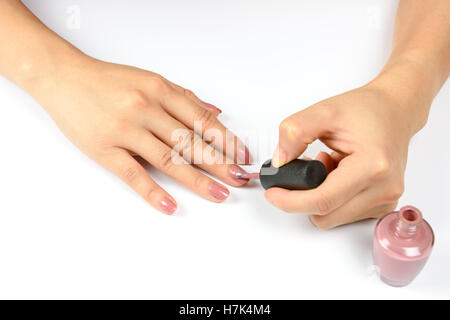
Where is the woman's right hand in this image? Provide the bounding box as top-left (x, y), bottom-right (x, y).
top-left (27, 54), bottom-right (252, 215)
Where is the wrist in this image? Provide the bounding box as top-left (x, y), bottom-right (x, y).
top-left (365, 51), bottom-right (441, 136)
top-left (15, 36), bottom-right (91, 98)
top-left (382, 49), bottom-right (448, 96)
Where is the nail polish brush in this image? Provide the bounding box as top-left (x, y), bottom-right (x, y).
top-left (237, 159), bottom-right (327, 190)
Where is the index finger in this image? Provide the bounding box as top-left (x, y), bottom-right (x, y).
top-left (166, 80), bottom-right (222, 116)
top-left (161, 91), bottom-right (252, 164)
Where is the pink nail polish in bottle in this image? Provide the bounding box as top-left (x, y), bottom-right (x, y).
top-left (373, 205), bottom-right (434, 287)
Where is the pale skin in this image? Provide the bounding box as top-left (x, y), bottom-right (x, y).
top-left (267, 0), bottom-right (450, 229)
top-left (0, 1), bottom-right (449, 227)
top-left (0, 0), bottom-right (253, 215)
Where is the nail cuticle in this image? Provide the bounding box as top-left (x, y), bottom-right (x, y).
top-left (228, 165), bottom-right (250, 184)
top-left (204, 103), bottom-right (222, 114)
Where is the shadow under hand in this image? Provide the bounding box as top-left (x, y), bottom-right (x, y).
top-left (337, 219), bottom-right (376, 269)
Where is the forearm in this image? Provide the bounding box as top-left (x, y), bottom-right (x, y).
top-left (388, 0), bottom-right (450, 85)
top-left (0, 0), bottom-right (86, 95)
top-left (369, 0), bottom-right (450, 135)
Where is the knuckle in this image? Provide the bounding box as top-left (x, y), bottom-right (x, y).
top-left (177, 130), bottom-right (193, 150)
top-left (121, 165), bottom-right (141, 185)
top-left (195, 107), bottom-right (216, 128)
top-left (190, 133), bottom-right (204, 151)
top-left (123, 90), bottom-right (148, 110)
top-left (369, 152), bottom-right (392, 180)
top-left (183, 88), bottom-right (196, 99)
top-left (318, 103), bottom-right (337, 121)
top-left (174, 131), bottom-right (202, 163)
top-left (174, 130), bottom-right (193, 155)
top-left (188, 134), bottom-right (204, 163)
top-left (147, 75), bottom-right (170, 92)
top-left (309, 216), bottom-right (332, 230)
top-left (280, 118), bottom-right (300, 135)
top-left (159, 148), bottom-right (175, 171)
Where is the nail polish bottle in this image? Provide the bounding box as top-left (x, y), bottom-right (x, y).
top-left (373, 205), bottom-right (434, 287)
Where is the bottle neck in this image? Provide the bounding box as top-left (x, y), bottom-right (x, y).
top-left (394, 206), bottom-right (423, 238)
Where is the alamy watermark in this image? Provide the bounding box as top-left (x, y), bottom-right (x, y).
top-left (169, 121), bottom-right (277, 166)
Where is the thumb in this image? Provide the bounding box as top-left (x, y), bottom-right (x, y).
top-left (272, 105), bottom-right (332, 168)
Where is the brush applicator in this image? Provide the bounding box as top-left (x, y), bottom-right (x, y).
top-left (237, 159), bottom-right (327, 190)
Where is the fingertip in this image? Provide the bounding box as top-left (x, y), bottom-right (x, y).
top-left (264, 188), bottom-right (275, 202)
top-left (263, 189), bottom-right (274, 205)
top-left (264, 187), bottom-right (287, 204)
top-left (315, 151), bottom-right (328, 161)
top-left (229, 178), bottom-right (250, 187)
top-left (204, 102), bottom-right (222, 115)
top-left (208, 182), bottom-right (230, 202)
top-left (228, 165), bottom-right (250, 187)
top-left (159, 196), bottom-right (177, 215)
top-left (265, 188), bottom-right (306, 214)
top-left (271, 159), bottom-right (281, 168)
top-left (272, 146), bottom-right (287, 168)
top-left (331, 151), bottom-right (341, 158)
top-left (315, 151), bottom-right (334, 173)
top-left (308, 215), bottom-right (318, 228)
top-left (309, 215), bottom-right (335, 230)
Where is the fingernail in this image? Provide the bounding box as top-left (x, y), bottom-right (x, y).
top-left (301, 155), bottom-right (312, 160)
top-left (272, 145), bottom-right (287, 168)
top-left (160, 197), bottom-right (177, 215)
top-left (204, 103), bottom-right (222, 114)
top-left (237, 144), bottom-right (253, 165)
top-left (208, 183), bottom-right (230, 201)
top-left (229, 165), bottom-right (249, 184)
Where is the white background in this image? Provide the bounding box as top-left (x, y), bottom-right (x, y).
top-left (0, 0), bottom-right (449, 299)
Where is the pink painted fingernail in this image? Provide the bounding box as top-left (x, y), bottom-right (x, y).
top-left (208, 183), bottom-right (230, 201)
top-left (229, 165), bottom-right (249, 184)
top-left (204, 103), bottom-right (222, 114)
top-left (160, 197), bottom-right (177, 215)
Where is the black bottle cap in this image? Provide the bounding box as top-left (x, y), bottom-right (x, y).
top-left (259, 158), bottom-right (327, 190)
